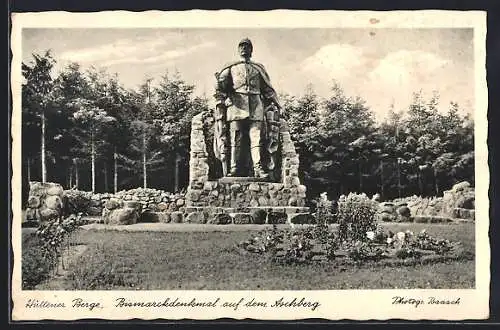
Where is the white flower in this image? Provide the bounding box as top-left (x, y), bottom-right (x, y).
top-left (396, 232), bottom-right (406, 241)
top-left (420, 229), bottom-right (427, 234)
top-left (366, 231), bottom-right (375, 240)
top-left (387, 237), bottom-right (393, 244)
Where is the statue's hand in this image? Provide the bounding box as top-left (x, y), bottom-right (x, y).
top-left (214, 103), bottom-right (227, 120)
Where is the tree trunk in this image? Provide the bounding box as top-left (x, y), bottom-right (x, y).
top-left (69, 165), bottom-right (73, 189)
top-left (27, 157), bottom-right (31, 183)
top-left (174, 153), bottom-right (181, 192)
top-left (380, 160), bottom-right (384, 199)
top-left (358, 161), bottom-right (363, 192)
top-left (142, 133), bottom-right (147, 189)
top-left (418, 171), bottom-right (423, 196)
top-left (91, 128), bottom-right (96, 193)
top-left (114, 148), bottom-right (118, 193)
top-left (397, 159), bottom-right (401, 198)
top-left (75, 161), bottom-right (79, 189)
top-left (66, 166), bottom-right (70, 189)
top-left (434, 168), bottom-right (439, 196)
top-left (41, 109), bottom-right (47, 183)
top-left (103, 162), bottom-right (108, 192)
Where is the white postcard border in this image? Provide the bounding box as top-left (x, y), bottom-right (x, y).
top-left (10, 10), bottom-right (489, 321)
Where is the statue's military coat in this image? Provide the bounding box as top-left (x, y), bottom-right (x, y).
top-left (213, 59), bottom-right (281, 175)
top-left (215, 60), bottom-right (277, 121)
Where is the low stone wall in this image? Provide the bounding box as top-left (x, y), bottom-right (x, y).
top-left (62, 188), bottom-right (185, 216)
top-left (25, 182), bottom-right (64, 223)
top-left (376, 181), bottom-right (475, 222)
top-left (29, 185), bottom-right (311, 225)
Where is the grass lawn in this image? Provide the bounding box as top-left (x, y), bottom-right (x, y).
top-left (29, 223), bottom-right (475, 290)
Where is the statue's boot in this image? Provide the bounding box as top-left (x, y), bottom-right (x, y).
top-left (228, 146), bottom-right (240, 177)
top-left (251, 146), bottom-right (269, 180)
top-left (220, 154), bottom-right (229, 177)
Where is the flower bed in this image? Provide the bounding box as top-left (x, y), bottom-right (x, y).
top-left (236, 224), bottom-right (469, 266)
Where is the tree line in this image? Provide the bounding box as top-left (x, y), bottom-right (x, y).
top-left (283, 85), bottom-right (474, 200)
top-left (21, 51), bottom-right (474, 203)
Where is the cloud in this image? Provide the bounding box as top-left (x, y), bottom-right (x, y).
top-left (100, 41), bottom-right (216, 66)
top-left (60, 38), bottom-right (164, 63)
top-left (368, 50), bottom-right (449, 87)
top-left (301, 44), bottom-right (369, 79)
top-left (364, 50), bottom-right (451, 120)
top-left (59, 35), bottom-right (216, 67)
top-left (299, 45), bottom-right (453, 121)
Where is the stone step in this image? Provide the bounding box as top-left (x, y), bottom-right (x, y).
top-left (184, 206), bottom-right (310, 214)
top-left (218, 177), bottom-right (270, 184)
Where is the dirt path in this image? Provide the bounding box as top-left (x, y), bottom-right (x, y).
top-left (80, 223), bottom-right (295, 232)
top-left (79, 222), bottom-right (466, 233)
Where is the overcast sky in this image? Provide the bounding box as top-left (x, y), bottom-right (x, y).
top-left (22, 28), bottom-right (474, 121)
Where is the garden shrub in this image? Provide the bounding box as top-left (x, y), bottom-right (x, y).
top-left (395, 247), bottom-right (422, 259)
top-left (337, 193), bottom-right (378, 242)
top-left (346, 241), bottom-right (385, 262)
top-left (238, 223), bottom-right (338, 264)
top-left (315, 193), bottom-right (336, 223)
top-left (411, 229), bottom-right (455, 255)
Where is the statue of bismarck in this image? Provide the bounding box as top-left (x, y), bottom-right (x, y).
top-left (213, 38), bottom-right (282, 179)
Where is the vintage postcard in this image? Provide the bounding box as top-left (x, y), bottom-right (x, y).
top-left (10, 10), bottom-right (489, 321)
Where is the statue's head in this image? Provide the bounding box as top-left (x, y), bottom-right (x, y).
top-left (238, 38), bottom-right (253, 59)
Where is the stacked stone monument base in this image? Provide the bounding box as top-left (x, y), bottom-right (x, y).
top-left (187, 177), bottom-right (307, 208)
top-left (184, 176), bottom-right (310, 224)
top-left (183, 111), bottom-right (311, 225)
top-left (129, 206), bottom-right (312, 225)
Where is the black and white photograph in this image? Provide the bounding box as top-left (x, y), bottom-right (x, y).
top-left (10, 10), bottom-right (489, 321)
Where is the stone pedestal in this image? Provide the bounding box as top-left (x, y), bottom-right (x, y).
top-left (186, 112), bottom-right (310, 224)
top-left (186, 178), bottom-right (307, 208)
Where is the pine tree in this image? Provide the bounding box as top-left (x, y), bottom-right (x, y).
top-left (22, 51), bottom-right (57, 183)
